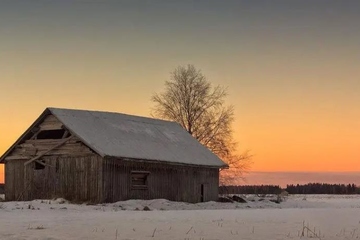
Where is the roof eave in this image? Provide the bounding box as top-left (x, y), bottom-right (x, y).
top-left (104, 155), bottom-right (227, 169)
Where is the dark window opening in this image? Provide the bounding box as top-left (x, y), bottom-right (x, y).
top-left (36, 129), bottom-right (66, 139)
top-left (35, 161), bottom-right (45, 170)
top-left (131, 171), bottom-right (150, 189)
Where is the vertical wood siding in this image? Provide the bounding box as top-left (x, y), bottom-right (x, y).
top-left (103, 159), bottom-right (219, 203)
top-left (5, 160), bottom-right (25, 201)
top-left (6, 156), bottom-right (219, 203)
top-left (6, 155), bottom-right (103, 203)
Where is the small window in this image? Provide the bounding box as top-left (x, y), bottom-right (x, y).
top-left (131, 171), bottom-right (150, 189)
top-left (35, 160), bottom-right (45, 170)
top-left (36, 129), bottom-right (66, 139)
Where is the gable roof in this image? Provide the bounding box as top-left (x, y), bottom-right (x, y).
top-left (1, 108), bottom-right (227, 168)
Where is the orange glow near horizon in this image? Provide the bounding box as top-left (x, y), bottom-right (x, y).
top-left (0, 97), bottom-right (360, 184)
top-left (1, 1), bottom-right (360, 184)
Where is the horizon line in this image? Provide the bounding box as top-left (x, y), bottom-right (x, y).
top-left (247, 171), bottom-right (360, 173)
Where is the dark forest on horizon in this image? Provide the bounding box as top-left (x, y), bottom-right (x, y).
top-left (220, 183), bottom-right (360, 195)
top-left (2, 183), bottom-right (360, 196)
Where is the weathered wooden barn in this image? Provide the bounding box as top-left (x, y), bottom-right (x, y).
top-left (0, 108), bottom-right (227, 203)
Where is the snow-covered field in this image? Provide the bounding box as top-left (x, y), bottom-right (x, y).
top-left (1, 194), bottom-right (360, 240)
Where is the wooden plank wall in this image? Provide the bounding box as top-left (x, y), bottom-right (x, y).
top-left (38, 115), bottom-right (62, 130)
top-left (103, 159), bottom-right (219, 203)
top-left (6, 155), bottom-right (219, 203)
top-left (5, 155), bottom-right (103, 202)
top-left (20, 155), bottom-right (103, 203)
top-left (4, 113), bottom-right (102, 202)
top-left (5, 160), bottom-right (25, 201)
top-left (5, 156), bottom-right (102, 202)
top-left (9, 137), bottom-right (94, 158)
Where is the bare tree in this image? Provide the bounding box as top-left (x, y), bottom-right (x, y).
top-left (151, 64), bottom-right (251, 184)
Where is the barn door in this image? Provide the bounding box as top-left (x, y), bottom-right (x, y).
top-left (200, 183), bottom-right (210, 202)
top-left (200, 184), bottom-right (205, 202)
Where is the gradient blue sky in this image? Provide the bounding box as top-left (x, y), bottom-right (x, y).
top-left (1, 1), bottom-right (360, 183)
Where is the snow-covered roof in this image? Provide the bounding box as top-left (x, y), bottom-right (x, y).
top-left (46, 108), bottom-right (227, 167)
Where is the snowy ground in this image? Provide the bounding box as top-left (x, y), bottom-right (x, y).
top-left (1, 195), bottom-right (360, 240)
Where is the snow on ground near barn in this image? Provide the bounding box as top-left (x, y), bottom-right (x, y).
top-left (1, 195), bottom-right (360, 240)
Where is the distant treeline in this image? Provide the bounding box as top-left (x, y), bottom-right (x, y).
top-left (219, 183), bottom-right (360, 195)
top-left (219, 185), bottom-right (282, 195)
top-left (286, 183), bottom-right (360, 194)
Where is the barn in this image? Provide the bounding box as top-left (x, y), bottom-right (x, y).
top-left (0, 108), bottom-right (227, 203)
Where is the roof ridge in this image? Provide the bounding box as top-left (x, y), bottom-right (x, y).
top-left (47, 107), bottom-right (177, 125)
top-left (1, 107), bottom-right (227, 167)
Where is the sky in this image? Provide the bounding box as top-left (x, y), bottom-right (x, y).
top-left (1, 1), bottom-right (360, 183)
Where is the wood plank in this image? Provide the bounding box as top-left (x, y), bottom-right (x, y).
top-left (10, 138), bottom-right (93, 159)
top-left (24, 136), bottom-right (73, 166)
top-left (25, 139), bottom-right (69, 144)
top-left (25, 143), bottom-right (89, 151)
top-left (5, 156), bottom-right (31, 160)
top-left (62, 130), bottom-right (69, 139)
top-left (39, 124), bottom-right (63, 131)
top-left (41, 115), bottom-right (58, 122)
